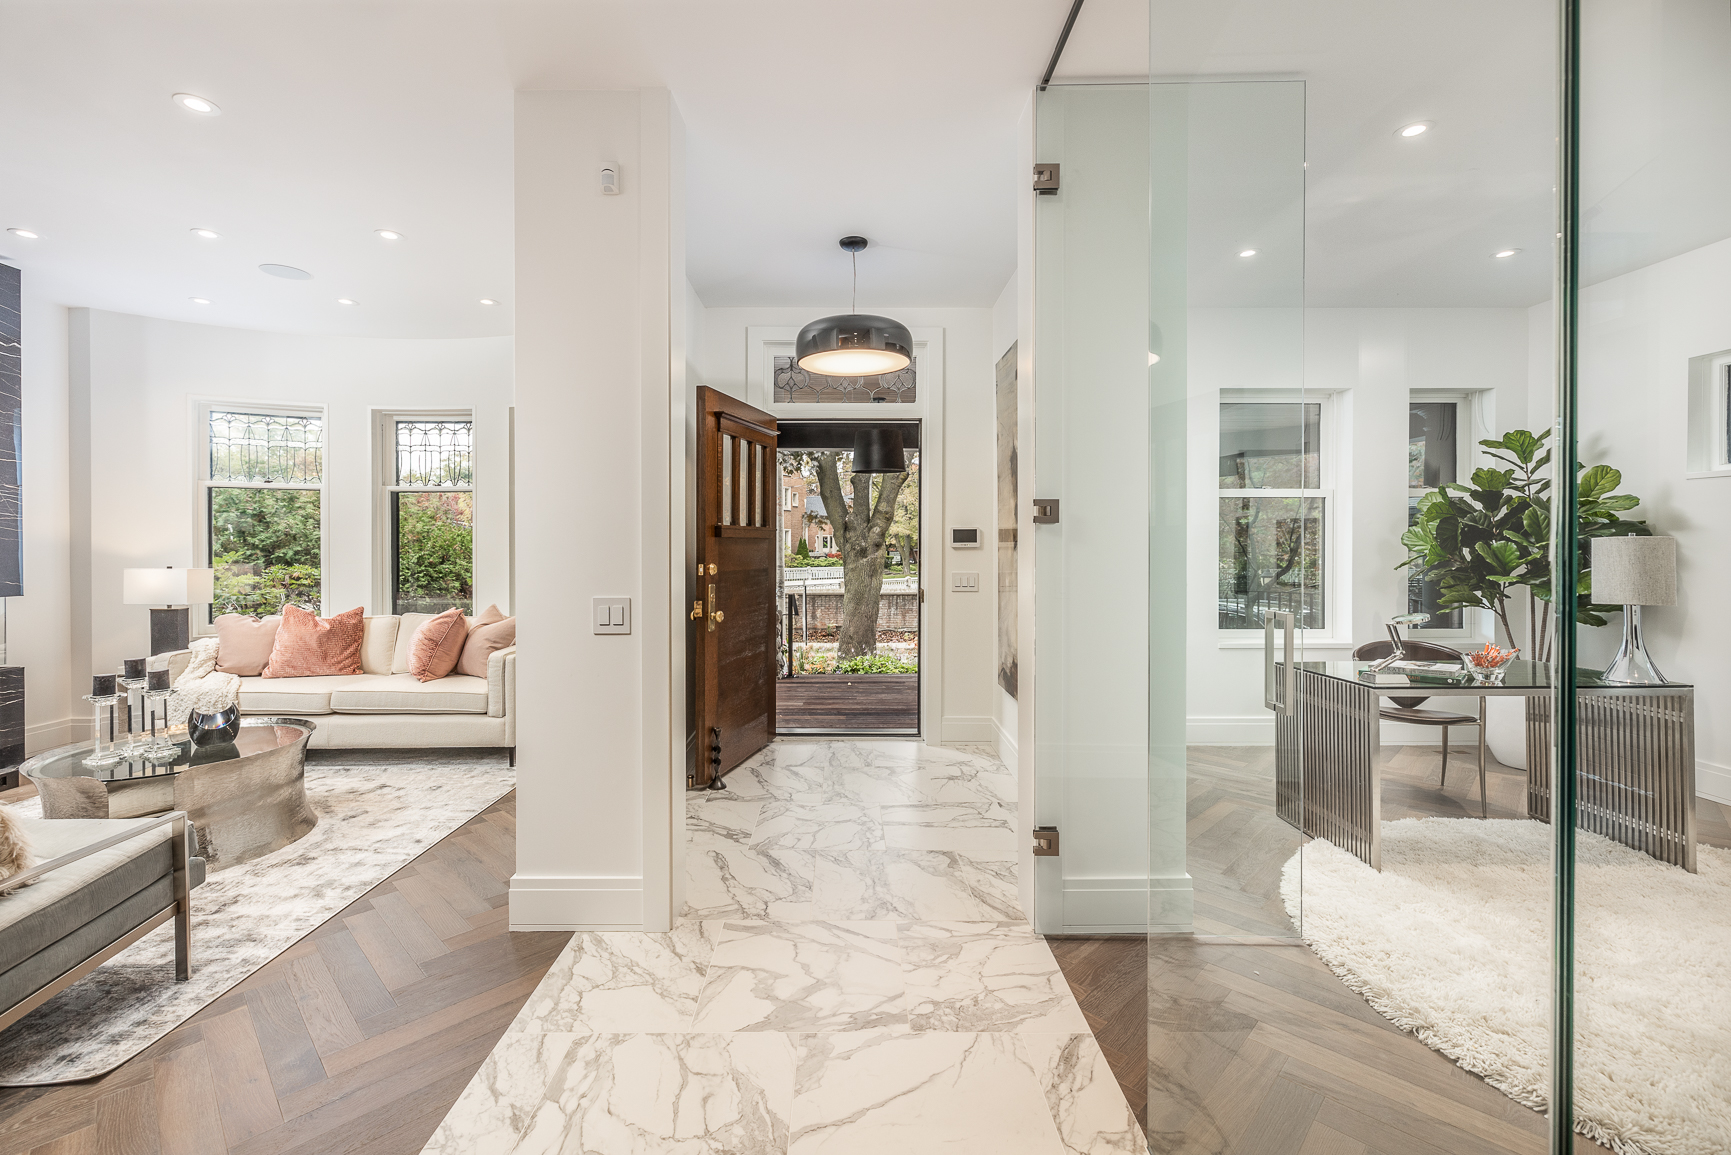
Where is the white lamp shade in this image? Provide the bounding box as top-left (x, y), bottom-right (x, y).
top-left (123, 567), bottom-right (216, 606)
top-left (1590, 536), bottom-right (1676, 606)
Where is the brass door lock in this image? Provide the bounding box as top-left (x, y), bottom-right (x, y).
top-left (690, 601), bottom-right (704, 621)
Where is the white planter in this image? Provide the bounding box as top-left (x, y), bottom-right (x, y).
top-left (1485, 695), bottom-right (1527, 770)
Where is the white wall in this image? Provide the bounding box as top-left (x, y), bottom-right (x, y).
top-left (1185, 307), bottom-right (1531, 744)
top-left (511, 89), bottom-right (684, 932)
top-left (1533, 234), bottom-right (1731, 802)
top-left (15, 290), bottom-right (76, 751)
top-left (65, 308), bottom-right (513, 718)
top-left (697, 304), bottom-right (1001, 744)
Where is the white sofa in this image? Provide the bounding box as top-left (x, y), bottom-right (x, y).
top-left (164, 614), bottom-right (516, 754)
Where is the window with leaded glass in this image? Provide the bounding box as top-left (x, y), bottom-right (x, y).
top-left (203, 407), bottom-right (325, 618)
top-left (772, 354), bottom-right (916, 404)
top-left (386, 417), bottom-right (474, 614)
top-left (1217, 398), bottom-right (1328, 630)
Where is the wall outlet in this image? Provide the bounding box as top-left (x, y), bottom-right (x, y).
top-left (950, 572), bottom-right (980, 593)
top-left (593, 597), bottom-right (631, 634)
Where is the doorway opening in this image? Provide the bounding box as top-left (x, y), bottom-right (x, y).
top-left (774, 420), bottom-right (921, 736)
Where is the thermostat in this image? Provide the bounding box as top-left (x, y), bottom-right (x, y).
top-left (950, 528), bottom-right (981, 549)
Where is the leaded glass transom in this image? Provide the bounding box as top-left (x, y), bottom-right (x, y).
top-left (773, 354), bottom-right (916, 404)
top-left (209, 411), bottom-right (323, 483)
top-left (396, 420), bottom-right (473, 487)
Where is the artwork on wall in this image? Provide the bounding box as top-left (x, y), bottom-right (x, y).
top-left (996, 342), bottom-right (1018, 698)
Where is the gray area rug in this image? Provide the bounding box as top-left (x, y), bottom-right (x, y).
top-left (0, 754), bottom-right (513, 1085)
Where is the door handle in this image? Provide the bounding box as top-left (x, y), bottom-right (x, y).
top-left (707, 584), bottom-right (720, 632)
top-left (1264, 611), bottom-right (1296, 717)
top-left (710, 610), bottom-right (726, 626)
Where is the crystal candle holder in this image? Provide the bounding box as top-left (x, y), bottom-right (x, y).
top-left (82, 694), bottom-right (125, 768)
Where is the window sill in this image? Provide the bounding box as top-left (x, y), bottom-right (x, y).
top-left (1216, 637), bottom-right (1357, 650)
top-left (1685, 468), bottom-right (1731, 480)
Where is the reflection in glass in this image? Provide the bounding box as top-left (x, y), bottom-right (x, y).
top-left (1407, 402), bottom-right (1463, 629)
top-left (1218, 496), bottom-right (1323, 629)
top-left (1219, 402), bottom-right (1319, 489)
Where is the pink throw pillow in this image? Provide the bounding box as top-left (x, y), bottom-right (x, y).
top-left (408, 607), bottom-right (469, 682)
top-left (214, 614), bottom-right (282, 676)
top-left (457, 616), bottom-right (515, 678)
top-left (466, 604), bottom-right (505, 632)
top-left (261, 606), bottom-right (364, 678)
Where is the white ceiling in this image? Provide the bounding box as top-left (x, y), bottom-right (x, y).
top-left (0, 0), bottom-right (1725, 337)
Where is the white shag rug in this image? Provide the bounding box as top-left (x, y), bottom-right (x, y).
top-left (0, 756), bottom-right (513, 1085)
top-left (1282, 818), bottom-right (1731, 1155)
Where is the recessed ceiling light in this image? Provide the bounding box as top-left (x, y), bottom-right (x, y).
top-left (190, 228), bottom-right (221, 240)
top-left (7, 228), bottom-right (39, 239)
top-left (1398, 122), bottom-right (1431, 138)
top-left (375, 229), bottom-right (403, 241)
top-left (1238, 249), bottom-right (1258, 258)
top-left (336, 298), bottom-right (358, 306)
top-left (479, 298), bottom-right (499, 305)
top-left (173, 93), bottom-right (221, 115)
top-left (189, 297), bottom-right (210, 304)
top-left (1494, 248), bottom-right (1521, 259)
top-left (259, 263), bottom-right (312, 280)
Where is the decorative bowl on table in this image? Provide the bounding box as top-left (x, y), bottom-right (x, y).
top-left (1465, 643), bottom-right (1518, 685)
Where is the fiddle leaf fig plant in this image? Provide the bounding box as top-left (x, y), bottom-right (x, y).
top-left (1396, 428), bottom-right (1649, 662)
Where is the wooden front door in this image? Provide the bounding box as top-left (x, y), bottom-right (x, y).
top-left (693, 386), bottom-right (779, 788)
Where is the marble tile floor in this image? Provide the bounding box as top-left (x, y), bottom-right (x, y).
top-left (424, 740), bottom-right (1144, 1154)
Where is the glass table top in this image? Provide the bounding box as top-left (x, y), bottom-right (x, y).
top-left (21, 721), bottom-right (312, 783)
top-left (1286, 658), bottom-right (1691, 694)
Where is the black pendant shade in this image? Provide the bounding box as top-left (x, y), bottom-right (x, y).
top-left (795, 314), bottom-right (914, 377)
top-left (850, 426), bottom-right (907, 474)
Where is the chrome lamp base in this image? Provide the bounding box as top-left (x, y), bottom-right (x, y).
top-left (1603, 603), bottom-right (1666, 685)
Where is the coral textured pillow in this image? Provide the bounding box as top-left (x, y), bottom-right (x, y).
top-left (457, 616), bottom-right (515, 678)
top-left (465, 604), bottom-right (505, 632)
top-left (214, 614), bottom-right (282, 676)
top-left (408, 607), bottom-right (468, 682)
top-left (261, 605), bottom-right (364, 678)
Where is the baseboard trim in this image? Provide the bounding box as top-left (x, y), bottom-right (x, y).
top-left (1698, 760), bottom-right (1731, 807)
top-left (1056, 874), bottom-right (1193, 932)
top-left (26, 717), bottom-right (80, 755)
top-left (994, 716), bottom-right (1017, 773)
top-left (1187, 716), bottom-right (1472, 747)
top-left (941, 716), bottom-right (996, 744)
top-left (508, 874), bottom-right (643, 930)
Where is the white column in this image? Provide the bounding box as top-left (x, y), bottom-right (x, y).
top-left (510, 90), bottom-right (684, 931)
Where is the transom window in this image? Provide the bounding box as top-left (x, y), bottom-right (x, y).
top-left (1217, 398), bottom-right (1329, 631)
top-left (384, 417), bottom-right (474, 614)
top-left (203, 407), bottom-right (325, 619)
top-left (773, 354), bottom-right (916, 404)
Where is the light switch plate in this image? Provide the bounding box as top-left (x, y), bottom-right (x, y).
top-left (592, 597), bottom-right (631, 634)
top-left (950, 571), bottom-right (980, 593)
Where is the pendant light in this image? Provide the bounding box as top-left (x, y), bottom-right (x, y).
top-left (850, 426), bottom-right (907, 474)
top-left (795, 237), bottom-right (913, 377)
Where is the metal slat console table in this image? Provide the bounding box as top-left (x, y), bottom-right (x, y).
top-left (1263, 632), bottom-right (1696, 874)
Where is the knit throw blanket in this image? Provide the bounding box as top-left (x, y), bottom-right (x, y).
top-left (164, 637), bottom-right (240, 727)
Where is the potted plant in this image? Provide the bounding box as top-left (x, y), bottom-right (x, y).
top-left (1397, 429), bottom-right (1650, 766)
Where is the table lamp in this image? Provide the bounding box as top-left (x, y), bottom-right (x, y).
top-left (124, 567), bottom-right (216, 655)
top-left (1590, 535), bottom-right (1676, 685)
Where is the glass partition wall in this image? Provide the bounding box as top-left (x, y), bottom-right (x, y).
top-left (1018, 2), bottom-right (1730, 1152)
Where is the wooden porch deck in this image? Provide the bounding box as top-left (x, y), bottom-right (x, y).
top-left (776, 673), bottom-right (919, 732)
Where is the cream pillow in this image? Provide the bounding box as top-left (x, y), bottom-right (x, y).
top-left (214, 614), bottom-right (282, 676)
top-left (360, 616), bottom-right (400, 675)
top-left (390, 613), bottom-right (435, 674)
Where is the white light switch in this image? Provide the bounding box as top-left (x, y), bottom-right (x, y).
top-left (951, 571), bottom-right (980, 593)
top-left (593, 597), bottom-right (631, 634)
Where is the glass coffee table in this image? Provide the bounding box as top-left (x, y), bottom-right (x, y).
top-left (20, 717), bottom-right (318, 871)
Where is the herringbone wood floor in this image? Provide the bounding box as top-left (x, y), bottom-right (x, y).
top-left (1049, 744), bottom-right (1731, 1155)
top-left (0, 790), bottom-right (569, 1155)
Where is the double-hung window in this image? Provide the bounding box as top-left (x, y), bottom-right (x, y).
top-left (1217, 395), bottom-right (1330, 631)
top-left (382, 415), bottom-right (475, 614)
top-left (201, 406), bottom-right (325, 620)
top-left (1407, 394), bottom-right (1473, 635)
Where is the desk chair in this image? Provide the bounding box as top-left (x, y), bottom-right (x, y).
top-left (1353, 639), bottom-right (1487, 818)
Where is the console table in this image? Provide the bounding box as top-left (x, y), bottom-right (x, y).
top-left (1266, 657), bottom-right (1696, 873)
